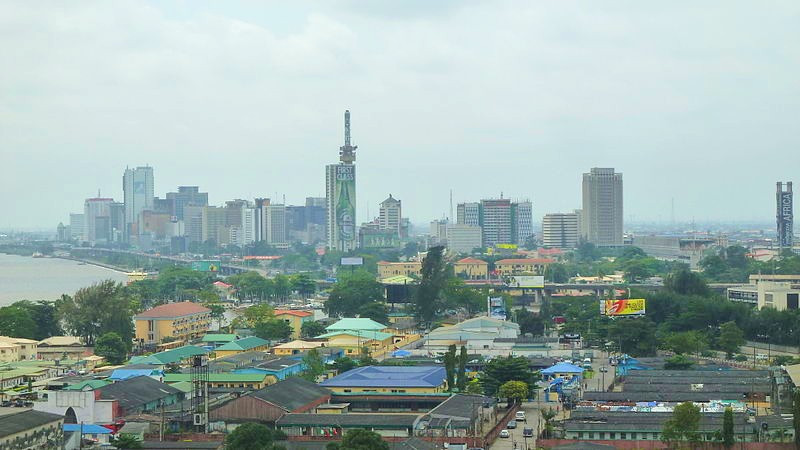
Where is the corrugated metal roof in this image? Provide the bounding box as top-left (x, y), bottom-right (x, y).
top-left (320, 366), bottom-right (446, 388)
top-left (216, 336), bottom-right (270, 351)
top-left (325, 318), bottom-right (387, 331)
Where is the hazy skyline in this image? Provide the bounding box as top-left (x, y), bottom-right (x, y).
top-left (2, 1), bottom-right (798, 230)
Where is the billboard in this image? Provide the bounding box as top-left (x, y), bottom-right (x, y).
top-left (191, 260), bottom-right (220, 272)
top-left (778, 191), bottom-right (793, 247)
top-left (341, 257), bottom-right (364, 266)
top-left (507, 275), bottom-right (545, 288)
top-left (488, 296), bottom-right (507, 320)
top-left (602, 299), bottom-right (646, 316)
top-left (335, 165), bottom-right (356, 248)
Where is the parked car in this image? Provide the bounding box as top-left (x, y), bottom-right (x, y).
top-left (499, 430), bottom-right (510, 438)
top-left (515, 411), bottom-right (526, 421)
top-left (0, 401), bottom-right (12, 407)
top-left (507, 420), bottom-right (517, 429)
top-left (523, 427), bottom-right (534, 438)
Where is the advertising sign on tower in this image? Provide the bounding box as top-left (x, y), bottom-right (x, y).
top-left (601, 298), bottom-right (646, 316)
top-left (335, 165), bottom-right (356, 247)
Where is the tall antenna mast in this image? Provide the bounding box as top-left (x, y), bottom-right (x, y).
top-left (345, 110), bottom-right (351, 147)
top-left (339, 110), bottom-right (357, 164)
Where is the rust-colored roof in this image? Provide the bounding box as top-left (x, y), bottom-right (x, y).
top-left (274, 309), bottom-right (313, 318)
top-left (456, 258), bottom-right (487, 265)
top-left (135, 301), bottom-right (210, 319)
top-left (496, 258), bottom-right (555, 265)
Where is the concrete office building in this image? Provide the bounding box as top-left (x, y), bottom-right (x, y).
top-left (84, 197), bottom-right (113, 244)
top-left (166, 186), bottom-right (208, 220)
top-left (444, 224), bottom-right (483, 253)
top-left (378, 194), bottom-right (402, 235)
top-left (326, 110), bottom-right (358, 252)
top-left (582, 167), bottom-right (623, 246)
top-left (777, 182), bottom-right (793, 249)
top-left (69, 213), bottom-right (85, 241)
top-left (202, 206), bottom-right (226, 243)
top-left (511, 200), bottom-right (533, 246)
top-left (263, 204), bottom-right (287, 246)
top-left (123, 166), bottom-right (154, 239)
top-left (479, 199), bottom-right (512, 247)
top-left (728, 279), bottom-right (800, 311)
top-left (542, 213), bottom-right (579, 249)
top-left (456, 202), bottom-right (480, 227)
top-left (109, 202), bottom-right (125, 242)
top-left (183, 205), bottom-right (204, 244)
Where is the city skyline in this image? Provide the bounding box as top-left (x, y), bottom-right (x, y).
top-left (2, 1), bottom-right (799, 229)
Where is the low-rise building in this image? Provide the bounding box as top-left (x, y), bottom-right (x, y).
top-left (236, 356), bottom-right (307, 381)
top-left (377, 261), bottom-right (422, 279)
top-left (0, 336), bottom-right (38, 361)
top-left (494, 258), bottom-right (554, 276)
top-left (315, 330), bottom-right (394, 358)
top-left (209, 377), bottom-right (331, 429)
top-left (213, 337), bottom-right (271, 359)
top-left (37, 336), bottom-right (88, 360)
top-left (135, 302), bottom-right (212, 346)
top-left (273, 310), bottom-right (314, 339)
top-left (727, 280), bottom-right (800, 310)
top-left (453, 258), bottom-right (489, 280)
top-left (164, 372), bottom-right (275, 390)
top-left (425, 317), bottom-right (520, 352)
top-left (0, 410), bottom-right (64, 450)
top-left (129, 345), bottom-right (209, 366)
top-left (320, 366), bottom-right (447, 394)
top-left (200, 334), bottom-right (240, 348)
top-left (272, 340), bottom-right (325, 356)
top-left (277, 413), bottom-right (418, 439)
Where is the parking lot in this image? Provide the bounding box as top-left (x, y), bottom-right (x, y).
top-left (489, 402), bottom-right (539, 450)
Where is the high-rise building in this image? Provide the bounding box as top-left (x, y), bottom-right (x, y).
top-left (110, 202), bottom-right (126, 242)
top-left (166, 186), bottom-right (208, 220)
top-left (456, 202), bottom-right (480, 227)
top-left (480, 199), bottom-right (512, 247)
top-left (183, 205), bottom-right (204, 244)
top-left (262, 204), bottom-right (287, 245)
top-left (123, 166), bottom-right (154, 239)
top-left (511, 200), bottom-right (533, 246)
top-left (542, 213), bottom-right (579, 249)
top-left (201, 206), bottom-right (226, 243)
top-left (378, 194), bottom-right (402, 235)
top-left (326, 110), bottom-right (357, 252)
top-left (777, 182), bottom-right (794, 249)
top-left (582, 167), bottom-right (623, 246)
top-left (56, 223), bottom-right (68, 242)
top-left (69, 213), bottom-right (85, 241)
top-left (444, 224), bottom-right (482, 253)
top-left (84, 197), bottom-right (113, 244)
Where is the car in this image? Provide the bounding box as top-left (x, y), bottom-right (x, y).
top-left (507, 420), bottom-right (517, 429)
top-left (515, 411), bottom-right (526, 421)
top-left (499, 430), bottom-right (510, 438)
top-left (0, 401), bottom-right (11, 407)
top-left (599, 366), bottom-right (609, 373)
top-left (523, 427), bottom-right (534, 438)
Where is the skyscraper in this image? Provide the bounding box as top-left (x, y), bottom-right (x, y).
top-left (777, 182), bottom-right (793, 249)
top-left (123, 166), bottom-right (154, 239)
top-left (582, 167), bottom-right (623, 246)
top-left (378, 194), bottom-right (402, 235)
top-left (84, 197), bottom-right (113, 244)
top-left (480, 199), bottom-right (512, 247)
top-left (326, 110), bottom-right (357, 252)
top-left (511, 200), bottom-right (533, 246)
top-left (262, 203), bottom-right (287, 246)
top-left (69, 213), bottom-right (85, 241)
top-left (166, 186), bottom-right (209, 220)
top-left (456, 202), bottom-right (480, 227)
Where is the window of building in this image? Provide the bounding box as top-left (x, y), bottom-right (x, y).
top-left (765, 293), bottom-right (774, 305)
top-left (343, 389), bottom-right (351, 393)
top-left (788, 293), bottom-right (799, 310)
top-left (577, 432), bottom-right (583, 439)
top-left (588, 432), bottom-right (594, 439)
top-left (630, 432), bottom-right (636, 439)
top-left (620, 432), bottom-right (626, 439)
top-left (609, 432), bottom-right (616, 439)
top-left (599, 432), bottom-right (605, 439)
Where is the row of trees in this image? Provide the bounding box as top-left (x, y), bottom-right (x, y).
top-left (224, 272), bottom-right (316, 302)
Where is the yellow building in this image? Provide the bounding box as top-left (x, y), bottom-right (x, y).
top-left (320, 366), bottom-right (447, 394)
top-left (273, 340), bottom-right (324, 356)
top-left (0, 342), bottom-right (20, 363)
top-left (36, 336), bottom-right (88, 360)
top-left (494, 258), bottom-right (554, 276)
top-left (453, 257), bottom-right (489, 280)
top-left (273, 310), bottom-right (314, 339)
top-left (134, 301), bottom-right (211, 346)
top-left (0, 336), bottom-right (38, 361)
top-left (213, 336), bottom-right (271, 358)
top-left (164, 372), bottom-right (275, 390)
top-left (377, 261), bottom-right (422, 279)
top-left (316, 331), bottom-right (394, 358)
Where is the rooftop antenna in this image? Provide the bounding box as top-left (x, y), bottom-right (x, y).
top-left (339, 110), bottom-right (357, 164)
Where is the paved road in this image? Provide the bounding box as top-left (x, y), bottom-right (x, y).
top-left (489, 402), bottom-right (539, 450)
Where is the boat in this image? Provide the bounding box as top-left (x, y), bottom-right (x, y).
top-left (31, 252), bottom-right (44, 258)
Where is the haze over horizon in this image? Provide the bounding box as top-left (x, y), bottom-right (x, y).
top-left (2, 1), bottom-right (798, 230)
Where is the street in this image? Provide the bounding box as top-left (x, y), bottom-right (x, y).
top-left (489, 401), bottom-right (539, 450)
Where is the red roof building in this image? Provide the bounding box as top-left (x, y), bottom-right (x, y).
top-left (495, 258), bottom-right (555, 276)
top-left (134, 302), bottom-right (212, 346)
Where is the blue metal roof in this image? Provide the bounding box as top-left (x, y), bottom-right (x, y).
top-left (63, 424), bottom-right (112, 434)
top-left (320, 365), bottom-right (446, 388)
top-left (109, 368), bottom-right (161, 381)
top-left (541, 362), bottom-right (585, 374)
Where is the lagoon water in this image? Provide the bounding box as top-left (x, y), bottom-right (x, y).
top-left (0, 253), bottom-right (128, 306)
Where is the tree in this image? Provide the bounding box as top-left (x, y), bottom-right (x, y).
top-left (254, 319), bottom-right (292, 341)
top-left (338, 429), bottom-right (388, 450)
top-left (325, 270), bottom-right (384, 317)
top-left (606, 318), bottom-right (658, 357)
top-left (111, 434), bottom-right (143, 449)
top-left (357, 346), bottom-right (377, 366)
top-left (442, 279), bottom-right (486, 315)
top-left (481, 356), bottom-right (539, 397)
top-left (665, 269), bottom-right (709, 296)
top-left (232, 304), bottom-right (275, 329)
top-left (718, 321), bottom-right (745, 359)
top-left (466, 378), bottom-right (483, 394)
top-left (224, 422), bottom-right (284, 450)
top-left (301, 321), bottom-right (327, 339)
top-left (302, 349), bottom-right (325, 382)
top-left (58, 280), bottom-right (135, 347)
top-left (95, 332), bottom-right (127, 365)
top-left (290, 273), bottom-right (317, 298)
top-left (7, 300), bottom-right (63, 340)
top-left (0, 305), bottom-right (36, 339)
top-left (664, 355), bottom-right (695, 370)
top-left (332, 357), bottom-right (356, 374)
top-left (457, 346), bottom-right (468, 391)
top-left (722, 407), bottom-right (734, 448)
top-left (662, 401), bottom-right (701, 445)
top-left (515, 309), bottom-right (545, 336)
top-left (357, 302), bottom-right (388, 325)
top-left (794, 389), bottom-right (800, 447)
top-left (498, 380), bottom-right (528, 405)
top-left (414, 246), bottom-right (448, 326)
top-left (205, 302), bottom-right (226, 329)
top-left (443, 345), bottom-right (456, 392)
top-left (664, 331), bottom-right (708, 355)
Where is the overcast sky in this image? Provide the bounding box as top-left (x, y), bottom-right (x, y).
top-left (1, 1), bottom-right (799, 230)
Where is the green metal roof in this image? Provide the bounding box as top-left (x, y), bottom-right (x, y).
top-left (169, 381), bottom-right (194, 393)
top-left (325, 318), bottom-right (387, 332)
top-left (315, 330), bottom-right (393, 341)
top-left (129, 345), bottom-right (208, 365)
top-left (63, 380), bottom-right (112, 391)
top-left (164, 373), bottom-right (272, 383)
top-left (216, 336), bottom-right (271, 351)
top-left (201, 334), bottom-right (239, 343)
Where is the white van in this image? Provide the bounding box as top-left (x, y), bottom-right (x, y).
top-left (515, 411), bottom-right (526, 421)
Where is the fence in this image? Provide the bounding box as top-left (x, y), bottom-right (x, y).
top-left (538, 439), bottom-right (796, 449)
